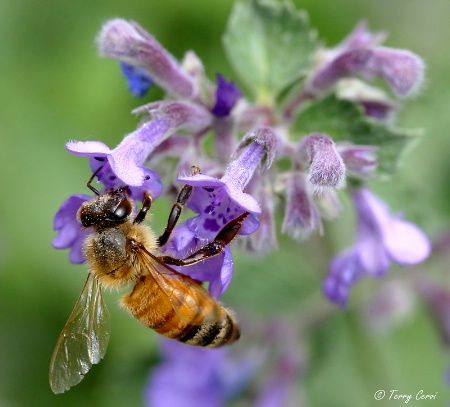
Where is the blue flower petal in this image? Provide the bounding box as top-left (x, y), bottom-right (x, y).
top-left (120, 61), bottom-right (153, 98)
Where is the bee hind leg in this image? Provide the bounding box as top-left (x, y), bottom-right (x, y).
top-left (159, 212), bottom-right (249, 266)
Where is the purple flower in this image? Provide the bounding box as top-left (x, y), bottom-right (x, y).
top-left (323, 187), bottom-right (430, 307)
top-left (52, 194), bottom-right (91, 264)
top-left (336, 142), bottom-right (378, 177)
top-left (281, 171), bottom-right (322, 240)
top-left (297, 133), bottom-right (346, 191)
top-left (98, 19), bottom-right (197, 99)
top-left (144, 339), bottom-right (255, 407)
top-left (164, 128), bottom-right (277, 297)
top-left (211, 74), bottom-right (242, 117)
top-left (306, 22), bottom-right (425, 98)
top-left (66, 119), bottom-right (168, 190)
top-left (87, 157), bottom-right (162, 201)
top-left (67, 101), bottom-right (211, 191)
top-left (120, 61), bottom-right (153, 97)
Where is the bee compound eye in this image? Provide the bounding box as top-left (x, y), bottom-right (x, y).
top-left (113, 199), bottom-right (132, 220)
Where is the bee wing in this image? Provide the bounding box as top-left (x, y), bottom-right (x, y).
top-left (136, 246), bottom-right (209, 315)
top-left (49, 273), bottom-right (110, 394)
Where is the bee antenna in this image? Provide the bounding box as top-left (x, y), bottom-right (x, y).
top-left (87, 165), bottom-right (104, 196)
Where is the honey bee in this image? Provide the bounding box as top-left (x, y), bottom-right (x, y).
top-left (49, 168), bottom-right (248, 394)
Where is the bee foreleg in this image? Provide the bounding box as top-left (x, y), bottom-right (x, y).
top-left (159, 212), bottom-right (249, 267)
top-left (133, 192), bottom-right (153, 224)
top-left (86, 164), bottom-right (105, 196)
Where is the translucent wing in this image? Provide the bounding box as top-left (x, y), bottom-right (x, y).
top-left (135, 245), bottom-right (211, 317)
top-left (49, 273), bottom-right (110, 394)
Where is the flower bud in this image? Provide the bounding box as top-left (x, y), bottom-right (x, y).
top-left (297, 133), bottom-right (346, 191)
top-left (97, 19), bottom-right (197, 98)
top-left (281, 171), bottom-right (322, 240)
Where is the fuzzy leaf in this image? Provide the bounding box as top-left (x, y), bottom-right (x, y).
top-left (295, 95), bottom-right (421, 175)
top-left (223, 0), bottom-right (317, 103)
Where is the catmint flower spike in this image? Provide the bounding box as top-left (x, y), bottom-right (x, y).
top-left (297, 133), bottom-right (346, 192)
top-left (98, 19), bottom-right (197, 99)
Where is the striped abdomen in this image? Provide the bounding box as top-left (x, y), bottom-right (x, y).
top-left (121, 274), bottom-right (240, 348)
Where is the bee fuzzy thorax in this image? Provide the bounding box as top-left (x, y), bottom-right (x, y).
top-left (84, 222), bottom-right (158, 288)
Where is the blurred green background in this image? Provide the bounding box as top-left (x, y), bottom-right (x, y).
top-left (1, 0), bottom-right (450, 406)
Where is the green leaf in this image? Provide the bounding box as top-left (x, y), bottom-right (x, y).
top-left (223, 0), bottom-right (317, 103)
top-left (295, 95), bottom-right (422, 175)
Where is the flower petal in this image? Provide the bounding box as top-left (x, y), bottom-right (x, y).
top-left (65, 140), bottom-right (111, 156)
top-left (207, 247), bottom-right (233, 298)
top-left (384, 218), bottom-right (431, 264)
top-left (120, 61), bottom-right (153, 97)
top-left (98, 19), bottom-right (197, 99)
top-left (211, 74), bottom-right (242, 117)
top-left (323, 249), bottom-right (361, 307)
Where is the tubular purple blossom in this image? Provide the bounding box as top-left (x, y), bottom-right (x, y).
top-left (323, 187), bottom-right (431, 307)
top-left (67, 101), bottom-right (212, 188)
top-left (211, 74), bottom-right (242, 117)
top-left (232, 127), bottom-right (278, 170)
top-left (323, 249), bottom-right (361, 307)
top-left (336, 142), bottom-right (378, 177)
top-left (305, 23), bottom-right (425, 98)
top-left (164, 128), bottom-right (277, 296)
top-left (297, 133), bottom-right (346, 191)
top-left (97, 19), bottom-right (197, 99)
top-left (66, 118), bottom-right (170, 189)
top-left (133, 101), bottom-right (213, 133)
top-left (281, 171), bottom-right (323, 240)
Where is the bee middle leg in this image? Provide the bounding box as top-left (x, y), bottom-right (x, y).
top-left (158, 212), bottom-right (249, 266)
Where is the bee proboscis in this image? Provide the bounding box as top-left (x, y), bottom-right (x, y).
top-left (49, 169), bottom-right (248, 394)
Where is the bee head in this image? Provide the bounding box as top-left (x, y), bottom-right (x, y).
top-left (78, 186), bottom-right (133, 228)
